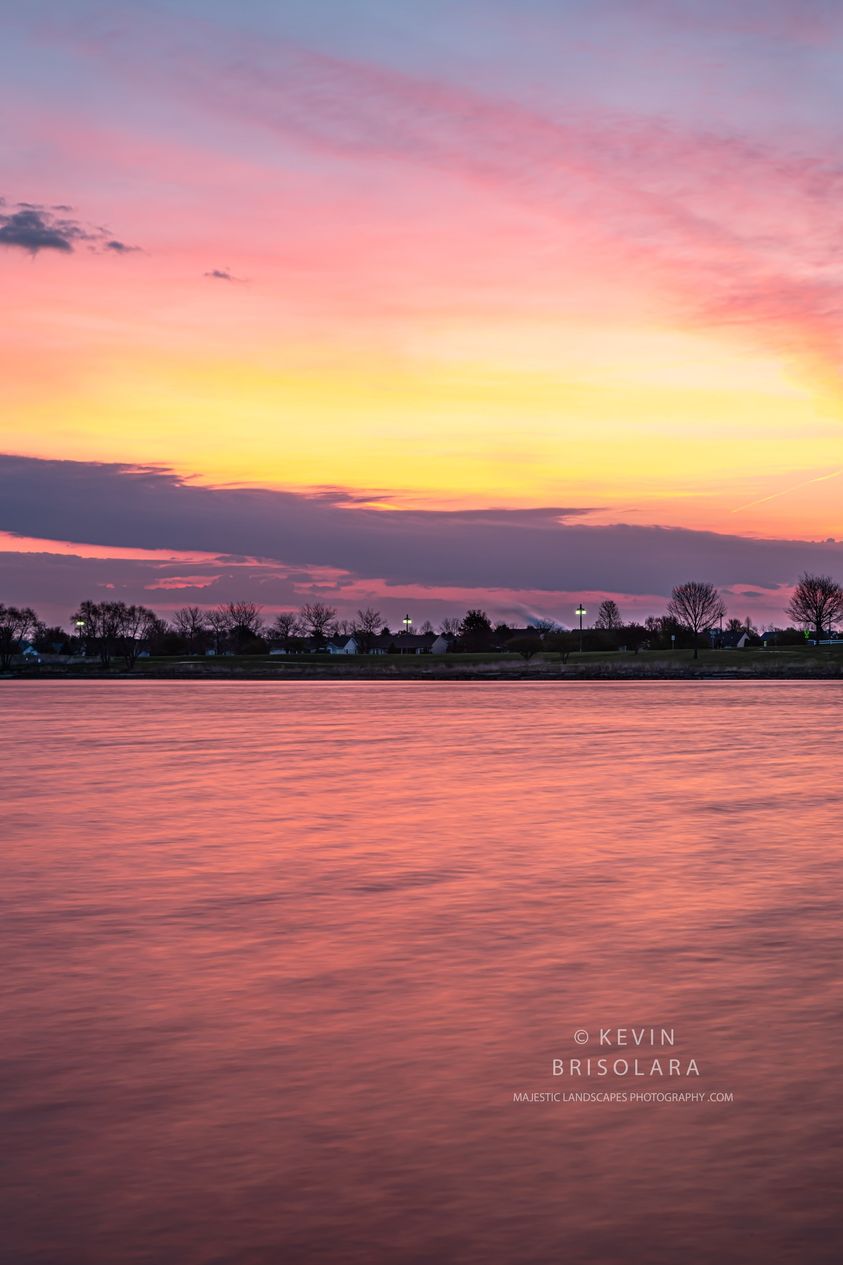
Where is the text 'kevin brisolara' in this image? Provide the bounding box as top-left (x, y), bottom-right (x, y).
top-left (552, 1057), bottom-right (700, 1076)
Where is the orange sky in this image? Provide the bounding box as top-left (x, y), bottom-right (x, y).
top-left (1, 2), bottom-right (842, 623)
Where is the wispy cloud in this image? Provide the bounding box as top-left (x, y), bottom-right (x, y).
top-left (34, 15), bottom-right (843, 374)
top-left (0, 197), bottom-right (139, 255)
top-left (731, 468), bottom-right (843, 515)
top-left (204, 267), bottom-right (244, 282)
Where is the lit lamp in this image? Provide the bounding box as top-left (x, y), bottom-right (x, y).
top-left (403, 613), bottom-right (413, 636)
top-left (575, 604), bottom-right (587, 653)
top-left (74, 619), bottom-right (86, 653)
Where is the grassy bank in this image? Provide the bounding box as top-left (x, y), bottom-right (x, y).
top-left (5, 646), bottom-right (843, 680)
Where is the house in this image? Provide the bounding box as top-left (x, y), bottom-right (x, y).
top-left (709, 630), bottom-right (752, 649)
top-left (294, 637), bottom-right (333, 654)
top-left (15, 644), bottom-right (43, 665)
top-left (325, 635), bottom-right (359, 655)
top-left (430, 633), bottom-right (453, 655)
top-left (387, 632), bottom-right (437, 655)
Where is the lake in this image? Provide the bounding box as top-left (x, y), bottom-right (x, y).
top-left (1, 681), bottom-right (841, 1264)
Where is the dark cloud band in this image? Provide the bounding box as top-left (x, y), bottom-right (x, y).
top-left (0, 454), bottom-right (839, 600)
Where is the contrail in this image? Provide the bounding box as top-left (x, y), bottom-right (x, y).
top-left (731, 469), bottom-right (843, 514)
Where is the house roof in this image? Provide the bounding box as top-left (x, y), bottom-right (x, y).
top-left (389, 632), bottom-right (436, 649)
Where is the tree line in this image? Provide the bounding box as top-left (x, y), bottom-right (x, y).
top-left (2, 574), bottom-right (842, 669)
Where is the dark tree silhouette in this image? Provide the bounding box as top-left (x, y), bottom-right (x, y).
top-left (544, 629), bottom-right (576, 663)
top-left (666, 581), bottom-right (726, 659)
top-left (353, 607), bottom-right (384, 654)
top-left (71, 600), bottom-right (155, 668)
top-left (116, 604), bottom-right (157, 668)
top-left (299, 601), bottom-right (337, 646)
top-left (622, 622), bottom-right (647, 655)
top-left (0, 605), bottom-right (38, 669)
top-left (225, 601), bottom-right (262, 635)
top-left (271, 611), bottom-right (301, 651)
top-left (206, 608), bottom-right (230, 655)
top-left (595, 599), bottom-right (622, 630)
top-left (72, 600), bottom-right (121, 668)
top-left (34, 624), bottom-right (69, 654)
top-left (459, 609), bottom-right (493, 651)
top-left (225, 601), bottom-right (263, 650)
top-left (507, 634), bottom-right (542, 661)
top-left (786, 573), bottom-right (843, 647)
top-left (172, 606), bottom-right (208, 654)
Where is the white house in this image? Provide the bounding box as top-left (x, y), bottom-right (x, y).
top-left (325, 635), bottom-right (359, 655)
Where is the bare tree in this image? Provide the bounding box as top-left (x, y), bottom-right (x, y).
top-left (172, 606), bottom-right (208, 654)
top-left (206, 607), bottom-right (231, 655)
top-left (299, 601), bottom-right (337, 646)
top-left (0, 605), bottom-right (38, 670)
top-left (72, 600), bottom-right (122, 667)
top-left (667, 581), bottom-right (726, 660)
top-left (353, 607), bottom-right (384, 654)
top-left (595, 599), bottom-right (622, 630)
top-left (787, 573), bottom-right (843, 646)
top-left (271, 611), bottom-right (301, 650)
top-left (144, 616), bottom-right (171, 655)
top-left (439, 617), bottom-right (462, 637)
top-left (508, 634), bottom-right (542, 661)
top-left (71, 600), bottom-right (155, 669)
top-left (725, 616), bottom-right (756, 636)
top-left (116, 604), bottom-right (156, 669)
top-left (225, 602), bottom-right (264, 648)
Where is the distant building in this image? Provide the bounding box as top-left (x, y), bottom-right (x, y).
top-left (709, 630), bottom-right (755, 650)
top-left (325, 635), bottom-right (359, 655)
top-left (387, 632), bottom-right (437, 655)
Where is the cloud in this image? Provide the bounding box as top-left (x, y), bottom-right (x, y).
top-left (1, 455), bottom-right (840, 611)
top-left (0, 207), bottom-right (78, 254)
top-left (204, 267), bottom-right (244, 282)
top-left (166, 32), bottom-right (843, 374)
top-left (0, 198), bottom-right (139, 255)
top-left (16, 13), bottom-right (843, 373)
top-left (104, 238), bottom-right (141, 254)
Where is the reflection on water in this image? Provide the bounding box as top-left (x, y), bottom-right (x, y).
top-left (1, 682), bottom-right (841, 1265)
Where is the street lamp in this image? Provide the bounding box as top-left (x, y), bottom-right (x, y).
top-left (74, 619), bottom-right (86, 655)
top-left (403, 613), bottom-right (413, 636)
top-left (575, 604), bottom-right (587, 653)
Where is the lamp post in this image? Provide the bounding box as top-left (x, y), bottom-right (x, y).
top-left (403, 613), bottom-right (412, 637)
top-left (74, 619), bottom-right (86, 656)
top-left (575, 604), bottom-right (586, 654)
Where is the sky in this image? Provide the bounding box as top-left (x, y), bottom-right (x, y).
top-left (1, 0), bottom-right (842, 628)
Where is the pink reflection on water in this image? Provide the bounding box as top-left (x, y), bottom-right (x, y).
top-left (1, 682), bottom-right (841, 1264)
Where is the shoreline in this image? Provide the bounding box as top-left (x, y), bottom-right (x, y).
top-left (4, 664), bottom-right (843, 683)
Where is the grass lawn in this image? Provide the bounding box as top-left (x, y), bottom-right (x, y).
top-left (10, 645), bottom-right (842, 678)
top-left (126, 645), bottom-right (843, 675)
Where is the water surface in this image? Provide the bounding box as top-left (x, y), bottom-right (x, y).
top-left (1, 682), bottom-right (841, 1264)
